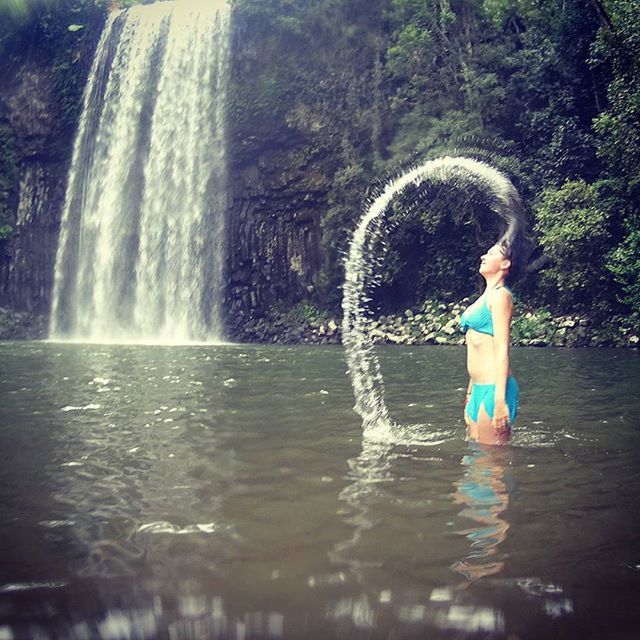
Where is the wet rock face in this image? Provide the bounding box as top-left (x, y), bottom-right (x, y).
top-left (6, 64), bottom-right (63, 158)
top-left (0, 61), bottom-right (69, 315)
top-left (0, 162), bottom-right (66, 314)
top-left (222, 11), bottom-right (349, 337)
top-left (227, 94), bottom-right (335, 335)
top-left (226, 144), bottom-right (331, 333)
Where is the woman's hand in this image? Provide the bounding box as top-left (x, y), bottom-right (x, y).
top-left (492, 399), bottom-right (511, 434)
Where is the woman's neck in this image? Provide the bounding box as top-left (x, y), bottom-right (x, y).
top-left (482, 274), bottom-right (506, 293)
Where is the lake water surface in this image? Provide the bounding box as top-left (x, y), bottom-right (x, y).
top-left (0, 342), bottom-right (639, 639)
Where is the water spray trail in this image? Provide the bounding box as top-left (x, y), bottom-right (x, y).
top-left (342, 157), bottom-right (524, 442)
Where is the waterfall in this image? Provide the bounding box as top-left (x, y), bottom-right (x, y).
top-left (50, 0), bottom-right (230, 343)
top-left (341, 157), bottom-right (524, 442)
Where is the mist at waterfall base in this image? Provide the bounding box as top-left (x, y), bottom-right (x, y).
top-left (342, 156), bottom-right (524, 445)
top-left (50, 1), bottom-right (230, 344)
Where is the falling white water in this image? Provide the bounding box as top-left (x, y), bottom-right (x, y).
top-left (50, 1), bottom-right (230, 343)
top-left (341, 157), bottom-right (523, 442)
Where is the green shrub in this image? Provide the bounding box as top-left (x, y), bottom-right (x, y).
top-left (286, 301), bottom-right (329, 326)
top-left (511, 309), bottom-right (554, 342)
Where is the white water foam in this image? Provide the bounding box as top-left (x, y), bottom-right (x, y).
top-left (138, 521), bottom-right (220, 535)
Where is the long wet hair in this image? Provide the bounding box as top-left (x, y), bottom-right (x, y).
top-left (495, 192), bottom-right (530, 285)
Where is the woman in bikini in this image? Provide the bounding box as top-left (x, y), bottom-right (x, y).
top-left (459, 242), bottom-right (519, 445)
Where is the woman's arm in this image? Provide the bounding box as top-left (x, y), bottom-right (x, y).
top-left (491, 289), bottom-right (513, 432)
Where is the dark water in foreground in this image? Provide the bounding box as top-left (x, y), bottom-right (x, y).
top-left (0, 341), bottom-right (639, 640)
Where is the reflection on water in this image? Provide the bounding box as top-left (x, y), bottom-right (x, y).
top-left (325, 431), bottom-right (582, 637)
top-left (0, 584), bottom-right (283, 640)
top-left (41, 346), bottom-right (241, 583)
top-left (326, 434), bottom-right (510, 636)
top-left (330, 439), bottom-right (394, 573)
top-left (451, 444), bottom-right (511, 584)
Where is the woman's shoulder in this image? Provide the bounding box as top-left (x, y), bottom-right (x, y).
top-left (488, 286), bottom-right (513, 311)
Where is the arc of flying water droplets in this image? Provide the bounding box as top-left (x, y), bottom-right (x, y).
top-left (341, 156), bottom-right (524, 443)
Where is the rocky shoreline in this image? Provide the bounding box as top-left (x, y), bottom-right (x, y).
top-left (2, 300), bottom-right (639, 348)
top-left (237, 298), bottom-right (640, 349)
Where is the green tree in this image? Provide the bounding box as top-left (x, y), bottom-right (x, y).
top-left (534, 179), bottom-right (618, 312)
top-left (591, 0), bottom-right (640, 180)
top-left (588, 0), bottom-right (640, 321)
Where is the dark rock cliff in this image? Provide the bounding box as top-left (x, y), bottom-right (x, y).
top-left (226, 138), bottom-right (334, 335)
top-left (223, 4), bottom-right (382, 336)
top-left (0, 5), bottom-right (105, 335)
top-left (0, 60), bottom-right (69, 317)
top-left (222, 10), bottom-right (347, 336)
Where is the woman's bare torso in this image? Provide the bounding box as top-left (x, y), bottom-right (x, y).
top-left (465, 329), bottom-right (504, 384)
top-left (463, 289), bottom-right (514, 384)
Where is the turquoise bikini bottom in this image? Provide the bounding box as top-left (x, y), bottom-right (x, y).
top-left (465, 376), bottom-right (519, 424)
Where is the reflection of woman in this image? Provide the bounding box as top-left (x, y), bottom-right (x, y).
top-left (460, 242), bottom-right (519, 445)
top-left (452, 444), bottom-right (511, 583)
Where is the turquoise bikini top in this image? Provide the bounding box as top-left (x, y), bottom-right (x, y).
top-left (459, 286), bottom-right (511, 336)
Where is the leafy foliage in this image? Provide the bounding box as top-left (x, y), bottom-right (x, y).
top-left (591, 1), bottom-right (640, 178)
top-left (534, 179), bottom-right (615, 312)
top-left (135, 0), bottom-right (640, 326)
top-left (511, 308), bottom-right (554, 342)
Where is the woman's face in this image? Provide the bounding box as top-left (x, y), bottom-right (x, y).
top-left (479, 244), bottom-right (509, 275)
